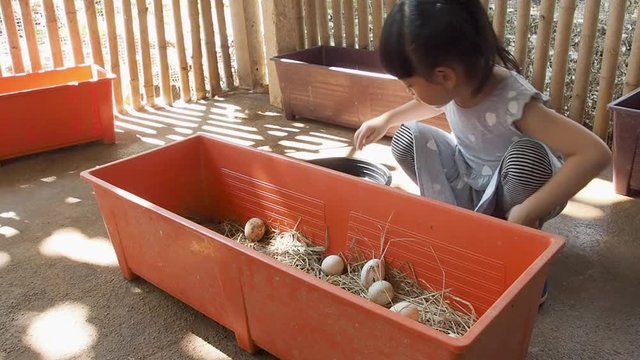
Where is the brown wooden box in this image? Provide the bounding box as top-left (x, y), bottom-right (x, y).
top-left (271, 46), bottom-right (449, 134)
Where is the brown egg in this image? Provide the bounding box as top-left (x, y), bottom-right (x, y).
top-left (244, 218), bottom-right (266, 242)
top-left (390, 301), bottom-right (420, 321)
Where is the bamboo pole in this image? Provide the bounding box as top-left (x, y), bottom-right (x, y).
top-left (136, 0), bottom-right (155, 106)
top-left (531, 0), bottom-right (556, 91)
top-left (295, 1), bottom-right (304, 49)
top-left (42, 0), bottom-right (64, 68)
top-left (63, 0), bottom-right (85, 65)
top-left (593, 0), bottom-right (627, 139)
top-left (200, 0), bottom-right (221, 95)
top-left (83, 0), bottom-right (104, 67)
top-left (344, 0), bottom-right (355, 48)
top-left (172, 0), bottom-right (191, 102)
top-left (549, 0), bottom-right (576, 111)
top-left (357, 0), bottom-right (368, 48)
top-left (0, 0), bottom-right (25, 73)
top-left (187, 0), bottom-right (205, 99)
top-left (493, 0), bottom-right (508, 42)
top-left (229, 0), bottom-right (252, 88)
top-left (623, 3), bottom-right (640, 94)
top-left (104, 0), bottom-right (123, 112)
top-left (122, 0), bottom-right (142, 109)
top-left (514, 0), bottom-right (531, 69)
top-left (317, 0), bottom-right (330, 45)
top-left (331, 0), bottom-right (343, 46)
top-left (372, 0), bottom-right (383, 48)
top-left (480, 0), bottom-right (489, 11)
top-left (384, 0), bottom-right (395, 15)
top-left (243, 0), bottom-right (266, 87)
top-left (304, 0), bottom-right (318, 47)
top-left (214, 0), bottom-right (233, 88)
top-left (153, 0), bottom-right (171, 104)
top-left (19, 0), bottom-right (42, 72)
top-left (568, 0), bottom-right (601, 123)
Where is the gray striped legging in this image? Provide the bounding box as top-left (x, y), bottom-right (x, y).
top-left (391, 124), bottom-right (554, 218)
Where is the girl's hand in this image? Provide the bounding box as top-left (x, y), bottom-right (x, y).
top-left (507, 203), bottom-right (540, 228)
top-left (354, 116), bottom-right (390, 150)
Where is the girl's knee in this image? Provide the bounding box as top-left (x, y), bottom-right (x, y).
top-left (391, 124), bottom-right (415, 162)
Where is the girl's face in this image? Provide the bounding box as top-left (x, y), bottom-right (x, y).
top-left (402, 69), bottom-right (457, 108)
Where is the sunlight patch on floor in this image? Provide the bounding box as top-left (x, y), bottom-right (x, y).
top-left (561, 200), bottom-right (606, 219)
top-left (573, 178), bottom-right (631, 206)
top-left (0, 225), bottom-right (20, 238)
top-left (39, 228), bottom-right (118, 267)
top-left (22, 303), bottom-right (97, 360)
top-left (0, 211), bottom-right (19, 220)
top-left (64, 197), bottom-right (82, 204)
top-left (0, 251), bottom-right (10, 269)
top-left (181, 333), bottom-right (231, 360)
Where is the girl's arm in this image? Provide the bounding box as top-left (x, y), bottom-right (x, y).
top-left (510, 101), bottom-right (612, 226)
top-left (354, 99), bottom-right (443, 150)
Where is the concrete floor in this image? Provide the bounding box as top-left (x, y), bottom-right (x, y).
top-left (0, 93), bottom-right (638, 360)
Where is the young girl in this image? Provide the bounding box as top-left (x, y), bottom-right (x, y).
top-left (354, 0), bottom-right (611, 304)
top-left (354, 0), bottom-right (611, 231)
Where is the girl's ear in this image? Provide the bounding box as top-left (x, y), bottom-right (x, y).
top-left (433, 67), bottom-right (457, 89)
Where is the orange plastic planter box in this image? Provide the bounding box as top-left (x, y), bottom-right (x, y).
top-left (82, 134), bottom-right (564, 360)
top-left (0, 65), bottom-right (115, 161)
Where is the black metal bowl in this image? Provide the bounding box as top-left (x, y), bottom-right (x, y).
top-left (306, 157), bottom-right (392, 186)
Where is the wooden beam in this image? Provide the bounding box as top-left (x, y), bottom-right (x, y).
top-left (172, 0), bottom-right (191, 102)
top-left (244, 0), bottom-right (266, 87)
top-left (593, 0), bottom-right (627, 139)
top-left (153, 0), bottom-right (172, 104)
top-left (104, 0), bottom-right (124, 112)
top-left (136, 0), bottom-right (155, 106)
top-left (84, 0), bottom-right (104, 67)
top-left (230, 0), bottom-right (254, 88)
top-left (480, 0), bottom-right (489, 11)
top-left (295, 1), bottom-right (304, 49)
top-left (623, 1), bottom-right (640, 94)
top-left (19, 0), bottom-right (42, 71)
top-left (317, 0), bottom-right (330, 45)
top-left (372, 0), bottom-right (383, 48)
top-left (42, 0), bottom-right (64, 68)
top-left (344, 0), bottom-right (355, 48)
top-left (0, 0), bottom-right (25, 73)
top-left (304, 0), bottom-right (318, 47)
top-left (63, 0), bottom-right (85, 65)
top-left (214, 0), bottom-right (234, 88)
top-left (568, 0), bottom-right (601, 123)
top-left (187, 0), bottom-right (206, 99)
top-left (357, 0), bottom-right (368, 49)
top-left (493, 0), bottom-right (508, 42)
top-left (263, 0), bottom-right (302, 107)
top-left (384, 0), bottom-right (396, 15)
top-left (201, 0), bottom-right (222, 95)
top-left (331, 0), bottom-right (343, 46)
top-left (549, 0), bottom-right (576, 111)
top-left (514, 0), bottom-right (531, 70)
top-left (122, 0), bottom-right (142, 109)
top-left (532, 0), bottom-right (556, 91)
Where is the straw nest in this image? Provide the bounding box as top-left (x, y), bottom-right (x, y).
top-left (204, 219), bottom-right (477, 337)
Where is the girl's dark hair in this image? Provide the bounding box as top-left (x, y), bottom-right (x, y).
top-left (380, 0), bottom-right (520, 94)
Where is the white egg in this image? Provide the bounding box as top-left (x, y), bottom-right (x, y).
top-left (390, 301), bottom-right (420, 321)
top-left (367, 280), bottom-right (394, 305)
top-left (244, 218), bottom-right (266, 242)
top-left (360, 259), bottom-right (385, 288)
top-left (321, 255), bottom-right (345, 275)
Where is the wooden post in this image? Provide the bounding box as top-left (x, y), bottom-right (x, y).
top-left (531, 0), bottom-right (556, 91)
top-left (42, 0), bottom-right (64, 68)
top-left (372, 0), bottom-right (383, 48)
top-left (623, 3), bottom-right (640, 94)
top-left (201, 0), bottom-right (222, 95)
top-left (304, 0), bottom-right (318, 47)
top-left (84, 0), bottom-right (104, 68)
top-left (515, 0), bottom-right (531, 70)
top-left (549, 0), bottom-right (576, 111)
top-left (384, 0), bottom-right (395, 15)
top-left (244, 0), bottom-right (267, 87)
top-left (295, 1), bottom-right (304, 49)
top-left (19, 0), bottom-right (42, 72)
top-left (122, 0), bottom-right (142, 109)
top-left (136, 0), bottom-right (155, 106)
top-left (0, 0), bottom-right (25, 73)
top-left (63, 0), bottom-right (85, 65)
top-left (172, 0), bottom-right (191, 102)
top-left (263, 0), bottom-right (301, 107)
top-left (331, 0), bottom-right (343, 46)
top-left (344, 0), bottom-right (355, 48)
top-left (480, 0), bottom-right (489, 11)
top-left (493, 0), bottom-right (508, 42)
top-left (104, 0), bottom-right (124, 112)
top-left (214, 0), bottom-right (234, 88)
top-left (593, 0), bottom-right (627, 139)
top-left (153, 0), bottom-right (172, 104)
top-left (187, 0), bottom-right (206, 99)
top-left (357, 0), bottom-right (368, 49)
top-left (230, 0), bottom-right (254, 88)
top-left (568, 0), bottom-right (601, 123)
top-left (317, 0), bottom-right (330, 45)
